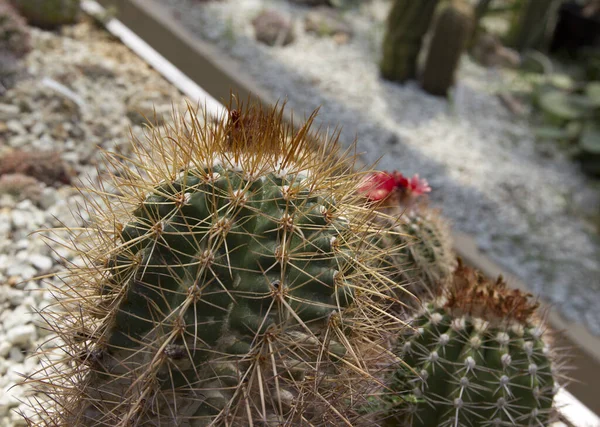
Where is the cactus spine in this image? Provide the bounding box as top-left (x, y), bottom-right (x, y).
top-left (26, 104), bottom-right (402, 426)
top-left (380, 0), bottom-right (439, 82)
top-left (383, 263), bottom-right (561, 427)
top-left (420, 0), bottom-right (474, 97)
top-left (12, 0), bottom-right (80, 29)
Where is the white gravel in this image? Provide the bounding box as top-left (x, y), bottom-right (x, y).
top-left (0, 20), bottom-right (188, 425)
top-left (162, 0), bottom-right (600, 333)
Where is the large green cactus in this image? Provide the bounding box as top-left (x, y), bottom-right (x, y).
top-left (26, 104), bottom-right (401, 426)
top-left (420, 0), bottom-right (474, 97)
top-left (383, 263), bottom-right (560, 427)
top-left (12, 0), bottom-right (80, 29)
top-left (380, 0), bottom-right (439, 82)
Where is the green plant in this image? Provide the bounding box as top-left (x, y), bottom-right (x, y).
top-left (358, 171), bottom-right (456, 305)
top-left (12, 0), bottom-right (80, 29)
top-left (535, 80), bottom-right (600, 176)
top-left (380, 0), bottom-right (439, 83)
top-left (421, 0), bottom-right (474, 97)
top-left (0, 0), bottom-right (30, 58)
top-left (25, 103), bottom-right (403, 426)
top-left (506, 0), bottom-right (562, 52)
top-left (383, 208), bottom-right (456, 303)
top-left (381, 262), bottom-right (562, 427)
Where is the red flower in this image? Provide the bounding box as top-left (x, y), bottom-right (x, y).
top-left (359, 171), bottom-right (431, 202)
top-left (358, 172), bottom-right (396, 201)
top-left (403, 174), bottom-right (431, 196)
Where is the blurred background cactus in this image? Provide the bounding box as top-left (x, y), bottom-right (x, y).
top-left (11, 0), bottom-right (80, 29)
top-left (0, 0), bottom-right (30, 57)
top-left (0, 150), bottom-right (73, 186)
top-left (421, 0), bottom-right (475, 97)
top-left (0, 0), bottom-right (29, 92)
top-left (380, 0), bottom-right (439, 83)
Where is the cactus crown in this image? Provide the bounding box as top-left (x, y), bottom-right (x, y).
top-left (25, 101), bottom-right (403, 426)
top-left (444, 261), bottom-right (539, 325)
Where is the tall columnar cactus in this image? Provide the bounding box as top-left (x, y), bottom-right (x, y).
top-left (12, 0), bottom-right (80, 29)
top-left (26, 103), bottom-right (403, 426)
top-left (420, 0), bottom-right (474, 97)
top-left (383, 263), bottom-right (562, 427)
top-left (507, 0), bottom-right (561, 52)
top-left (380, 0), bottom-right (439, 83)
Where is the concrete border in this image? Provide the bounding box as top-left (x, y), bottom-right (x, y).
top-left (83, 1), bottom-right (600, 423)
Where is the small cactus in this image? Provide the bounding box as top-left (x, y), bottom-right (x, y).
top-left (12, 0), bottom-right (80, 29)
top-left (420, 0), bottom-right (474, 97)
top-left (383, 207), bottom-right (456, 303)
top-left (383, 262), bottom-right (562, 427)
top-left (0, 0), bottom-right (30, 58)
top-left (25, 103), bottom-right (404, 426)
top-left (358, 171), bottom-right (455, 303)
top-left (0, 149), bottom-right (73, 186)
top-left (380, 0), bottom-right (439, 83)
top-left (0, 173), bottom-right (43, 204)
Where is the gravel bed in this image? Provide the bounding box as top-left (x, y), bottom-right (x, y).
top-left (0, 20), bottom-right (187, 425)
top-left (162, 0), bottom-right (600, 334)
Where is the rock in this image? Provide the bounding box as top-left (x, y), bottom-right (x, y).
top-left (126, 90), bottom-right (175, 126)
top-left (472, 32), bottom-right (520, 69)
top-left (3, 306), bottom-right (33, 331)
top-left (6, 324), bottom-right (36, 347)
top-left (252, 10), bottom-right (295, 47)
top-left (0, 341), bottom-right (10, 358)
top-left (0, 104), bottom-right (20, 120)
top-left (304, 7), bottom-right (352, 39)
top-left (6, 263), bottom-right (36, 281)
top-left (29, 254), bottom-right (53, 272)
top-left (8, 347), bottom-right (23, 363)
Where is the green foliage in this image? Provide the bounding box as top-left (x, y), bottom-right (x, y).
top-left (12, 0), bottom-right (80, 29)
top-left (535, 81), bottom-right (600, 177)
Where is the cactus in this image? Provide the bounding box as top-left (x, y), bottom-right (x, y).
top-left (380, 0), bottom-right (439, 83)
top-left (0, 149), bottom-right (73, 186)
top-left (420, 0), bottom-right (474, 97)
top-left (12, 0), bottom-right (80, 29)
top-left (0, 173), bottom-right (43, 204)
top-left (506, 0), bottom-right (561, 52)
top-left (25, 103), bottom-right (403, 426)
top-left (382, 262), bottom-right (561, 427)
top-left (0, 0), bottom-right (30, 58)
top-left (382, 207), bottom-right (456, 304)
top-left (358, 171), bottom-right (455, 304)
